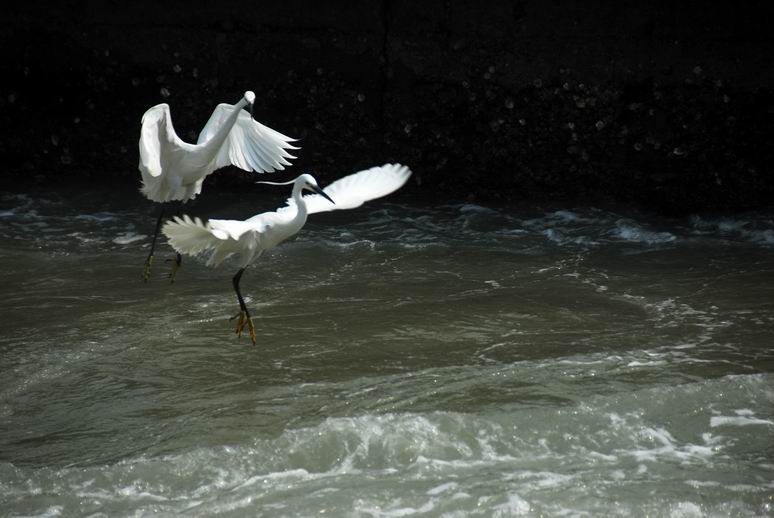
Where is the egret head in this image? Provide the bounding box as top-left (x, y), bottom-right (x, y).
top-left (244, 91), bottom-right (256, 120)
top-left (256, 174), bottom-right (335, 205)
top-left (300, 174), bottom-right (335, 205)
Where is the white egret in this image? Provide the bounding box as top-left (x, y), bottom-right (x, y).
top-left (162, 163), bottom-right (412, 344)
top-left (139, 90), bottom-right (299, 281)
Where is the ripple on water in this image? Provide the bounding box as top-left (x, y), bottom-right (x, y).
top-left (1, 374), bottom-right (772, 515)
top-left (1, 192), bottom-right (773, 516)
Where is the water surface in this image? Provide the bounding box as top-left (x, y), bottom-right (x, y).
top-left (1, 190), bottom-right (773, 516)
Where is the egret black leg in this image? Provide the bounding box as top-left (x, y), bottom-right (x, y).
top-left (166, 204), bottom-right (184, 283)
top-left (167, 252), bottom-right (183, 283)
top-left (230, 267), bottom-right (256, 344)
top-left (143, 204), bottom-right (166, 282)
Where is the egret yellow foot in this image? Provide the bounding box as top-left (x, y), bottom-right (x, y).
top-left (143, 255), bottom-right (154, 282)
top-left (231, 312), bottom-right (256, 345)
top-left (166, 254), bottom-right (182, 283)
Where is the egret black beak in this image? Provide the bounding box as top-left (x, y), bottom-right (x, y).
top-left (249, 102), bottom-right (255, 121)
top-left (311, 185), bottom-right (335, 205)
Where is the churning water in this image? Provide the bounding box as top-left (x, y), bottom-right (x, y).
top-left (1, 189), bottom-right (773, 516)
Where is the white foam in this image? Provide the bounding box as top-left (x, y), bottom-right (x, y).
top-left (74, 212), bottom-right (119, 222)
top-left (612, 220), bottom-right (676, 244)
top-left (552, 210), bottom-right (581, 221)
top-left (113, 233), bottom-right (146, 245)
top-left (427, 482), bottom-right (458, 495)
top-left (378, 500), bottom-right (436, 517)
top-left (3, 350), bottom-right (773, 516)
top-left (543, 228), bottom-right (566, 243)
top-left (492, 493), bottom-right (531, 516)
top-left (627, 360), bottom-right (667, 367)
top-left (717, 220), bottom-right (748, 232)
top-left (690, 214), bottom-right (774, 246)
top-left (709, 415), bottom-right (774, 427)
top-left (67, 231), bottom-right (100, 244)
top-left (685, 479), bottom-right (720, 488)
top-left (746, 228), bottom-right (774, 244)
top-left (670, 501), bottom-right (703, 518)
top-left (458, 203), bottom-right (498, 214)
top-left (34, 506), bottom-right (64, 518)
top-left (117, 485), bottom-right (168, 501)
top-left (610, 469), bottom-right (626, 480)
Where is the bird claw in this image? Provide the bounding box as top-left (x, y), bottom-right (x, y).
top-left (142, 255), bottom-right (154, 282)
top-left (231, 311), bottom-right (256, 345)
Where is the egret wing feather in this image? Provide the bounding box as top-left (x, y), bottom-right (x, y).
top-left (197, 103), bottom-right (298, 174)
top-left (163, 164), bottom-right (411, 270)
top-left (283, 163), bottom-right (412, 215)
top-left (208, 218), bottom-right (263, 241)
top-left (139, 104), bottom-right (189, 179)
top-left (163, 215), bottom-right (257, 267)
top-left (139, 104), bottom-right (206, 202)
top-left (162, 215), bottom-right (221, 256)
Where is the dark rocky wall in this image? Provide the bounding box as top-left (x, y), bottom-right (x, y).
top-left (2, 1), bottom-right (773, 212)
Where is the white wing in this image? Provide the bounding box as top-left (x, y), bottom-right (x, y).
top-left (139, 104), bottom-right (190, 178)
top-left (163, 215), bottom-right (250, 266)
top-left (197, 103), bottom-right (299, 174)
top-left (284, 163), bottom-right (413, 215)
top-left (162, 215), bottom-right (221, 255)
top-left (162, 213), bottom-right (290, 267)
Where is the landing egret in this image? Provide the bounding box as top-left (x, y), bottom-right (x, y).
top-left (139, 90), bottom-right (298, 282)
top-left (162, 163), bottom-right (412, 344)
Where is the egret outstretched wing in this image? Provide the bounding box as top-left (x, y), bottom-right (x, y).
top-left (283, 163), bottom-right (412, 215)
top-left (139, 104), bottom-right (190, 179)
top-left (164, 215), bottom-right (242, 266)
top-left (163, 215), bottom-right (284, 267)
top-left (162, 168), bottom-right (412, 345)
top-left (198, 104), bottom-right (298, 174)
top-left (139, 90), bottom-right (300, 281)
top-left (162, 215), bottom-right (223, 255)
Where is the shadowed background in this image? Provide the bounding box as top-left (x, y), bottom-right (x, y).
top-left (2, 0), bottom-right (773, 212)
top-left (2, 3), bottom-right (774, 514)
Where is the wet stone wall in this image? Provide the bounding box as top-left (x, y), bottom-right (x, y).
top-left (2, 1), bottom-right (773, 212)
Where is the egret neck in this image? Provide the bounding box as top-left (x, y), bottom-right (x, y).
top-left (286, 178), bottom-right (311, 236)
top-left (193, 97), bottom-right (250, 175)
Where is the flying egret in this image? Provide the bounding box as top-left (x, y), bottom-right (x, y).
top-left (162, 163), bottom-right (412, 344)
top-left (139, 90), bottom-right (299, 282)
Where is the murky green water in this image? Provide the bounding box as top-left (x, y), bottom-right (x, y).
top-left (1, 189), bottom-right (773, 516)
